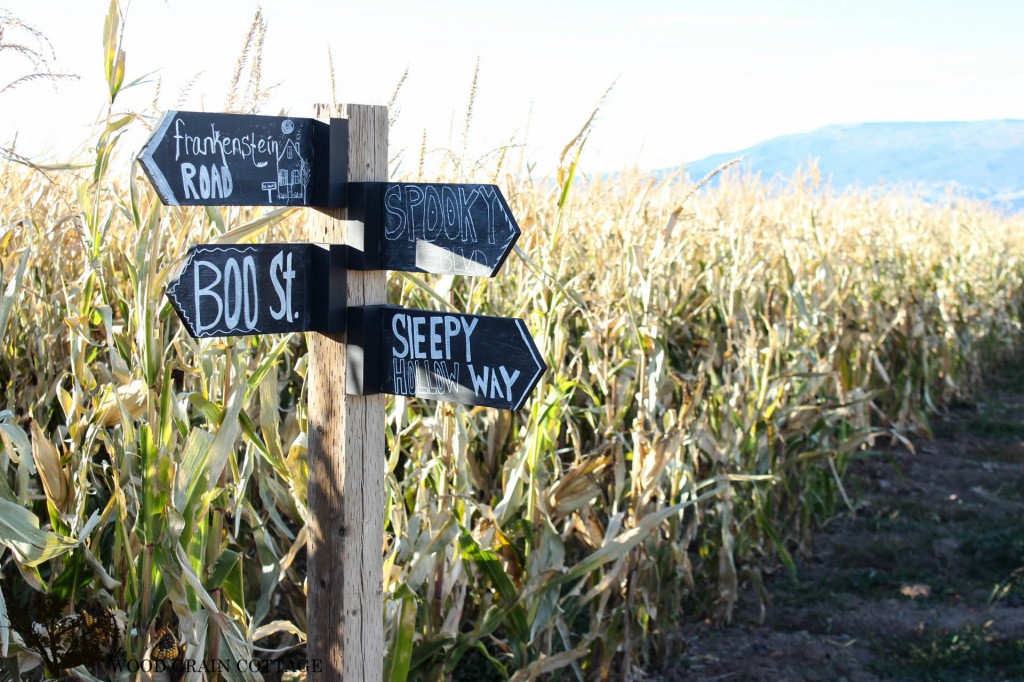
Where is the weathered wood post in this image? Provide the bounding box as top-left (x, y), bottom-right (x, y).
top-left (306, 103), bottom-right (387, 680)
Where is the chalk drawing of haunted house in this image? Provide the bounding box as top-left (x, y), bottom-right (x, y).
top-left (275, 139), bottom-right (311, 203)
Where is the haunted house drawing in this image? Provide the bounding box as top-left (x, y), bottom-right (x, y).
top-left (275, 138), bottom-right (310, 203)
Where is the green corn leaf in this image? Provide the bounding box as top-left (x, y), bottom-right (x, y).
top-left (102, 0), bottom-right (125, 101)
top-left (244, 332), bottom-right (293, 406)
top-left (0, 577), bottom-right (8, 657)
top-left (457, 528), bottom-right (529, 643)
top-left (0, 421), bottom-right (32, 472)
top-left (176, 427), bottom-right (215, 527)
top-left (0, 497), bottom-right (77, 567)
top-left (0, 248), bottom-right (29, 341)
top-left (384, 585), bottom-right (417, 682)
top-left (137, 425), bottom-right (161, 544)
top-left (205, 206), bottom-right (226, 234)
top-left (189, 393), bottom-right (224, 427)
top-left (409, 635), bottom-right (456, 674)
top-left (207, 379), bottom-right (245, 486)
top-left (159, 363), bottom-right (175, 447)
top-left (209, 549), bottom-right (245, 611)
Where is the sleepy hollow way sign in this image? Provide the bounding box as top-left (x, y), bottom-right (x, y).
top-left (347, 306), bottom-right (545, 411)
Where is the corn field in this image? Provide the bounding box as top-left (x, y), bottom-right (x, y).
top-left (2, 3), bottom-right (1024, 681)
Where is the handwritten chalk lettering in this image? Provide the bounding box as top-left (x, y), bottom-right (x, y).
top-left (140, 112), bottom-right (325, 207)
top-left (366, 306), bottom-right (546, 410)
top-left (438, 246), bottom-right (491, 275)
top-left (193, 256), bottom-right (261, 335)
top-left (387, 312), bottom-right (482, 399)
top-left (350, 182), bottom-right (522, 277)
top-left (173, 118), bottom-right (281, 169)
top-left (391, 359), bottom-right (460, 395)
top-left (181, 162), bottom-right (234, 200)
top-left (192, 253), bottom-right (291, 336)
top-left (166, 244), bottom-right (344, 339)
top-left (269, 251), bottom-right (298, 322)
top-left (171, 118), bottom-right (311, 204)
top-left (383, 184), bottom-right (511, 245)
top-left (167, 244), bottom-right (320, 338)
top-left (468, 364), bottom-right (522, 402)
top-left (390, 312), bottom-right (477, 362)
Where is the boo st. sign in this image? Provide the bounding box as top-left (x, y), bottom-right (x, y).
top-left (166, 243), bottom-right (344, 338)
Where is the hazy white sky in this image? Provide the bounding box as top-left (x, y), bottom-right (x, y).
top-left (1, 0), bottom-right (1023, 174)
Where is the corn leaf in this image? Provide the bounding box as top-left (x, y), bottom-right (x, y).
top-left (0, 497), bottom-right (77, 567)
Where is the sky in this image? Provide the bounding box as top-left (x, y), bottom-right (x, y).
top-left (1, 0), bottom-right (1023, 175)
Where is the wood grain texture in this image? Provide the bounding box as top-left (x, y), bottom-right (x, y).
top-left (306, 103), bottom-right (387, 681)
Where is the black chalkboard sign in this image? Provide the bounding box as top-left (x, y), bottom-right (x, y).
top-left (167, 243), bottom-right (345, 338)
top-left (347, 305), bottom-right (546, 410)
top-left (349, 182), bottom-right (520, 276)
top-left (139, 111), bottom-right (345, 207)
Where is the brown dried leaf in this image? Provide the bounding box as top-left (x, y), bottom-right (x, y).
top-left (93, 379), bottom-right (148, 427)
top-left (29, 420), bottom-right (67, 512)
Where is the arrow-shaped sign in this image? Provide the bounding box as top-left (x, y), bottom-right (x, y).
top-left (347, 305), bottom-right (545, 410)
top-left (349, 182), bottom-right (520, 276)
top-left (139, 111), bottom-right (347, 207)
top-left (167, 243), bottom-right (345, 338)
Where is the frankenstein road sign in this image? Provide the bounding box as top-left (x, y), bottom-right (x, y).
top-left (139, 111), bottom-right (347, 207)
top-left (347, 305), bottom-right (545, 411)
top-left (167, 243), bottom-right (345, 338)
top-left (349, 182), bottom-right (520, 276)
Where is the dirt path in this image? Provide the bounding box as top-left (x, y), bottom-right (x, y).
top-left (662, 366), bottom-right (1024, 681)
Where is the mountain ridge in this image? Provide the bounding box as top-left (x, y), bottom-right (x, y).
top-left (679, 120), bottom-right (1024, 212)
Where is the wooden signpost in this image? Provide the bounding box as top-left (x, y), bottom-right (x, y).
top-left (304, 103), bottom-right (387, 682)
top-left (141, 103), bottom-right (545, 681)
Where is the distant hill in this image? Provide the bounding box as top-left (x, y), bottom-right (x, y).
top-left (680, 120), bottom-right (1024, 212)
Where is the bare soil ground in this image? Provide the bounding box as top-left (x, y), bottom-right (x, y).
top-left (661, 366), bottom-right (1024, 681)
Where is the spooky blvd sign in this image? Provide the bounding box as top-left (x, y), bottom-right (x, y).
top-left (166, 243), bottom-right (345, 338)
top-left (349, 182), bottom-right (520, 277)
top-left (347, 305), bottom-right (546, 411)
